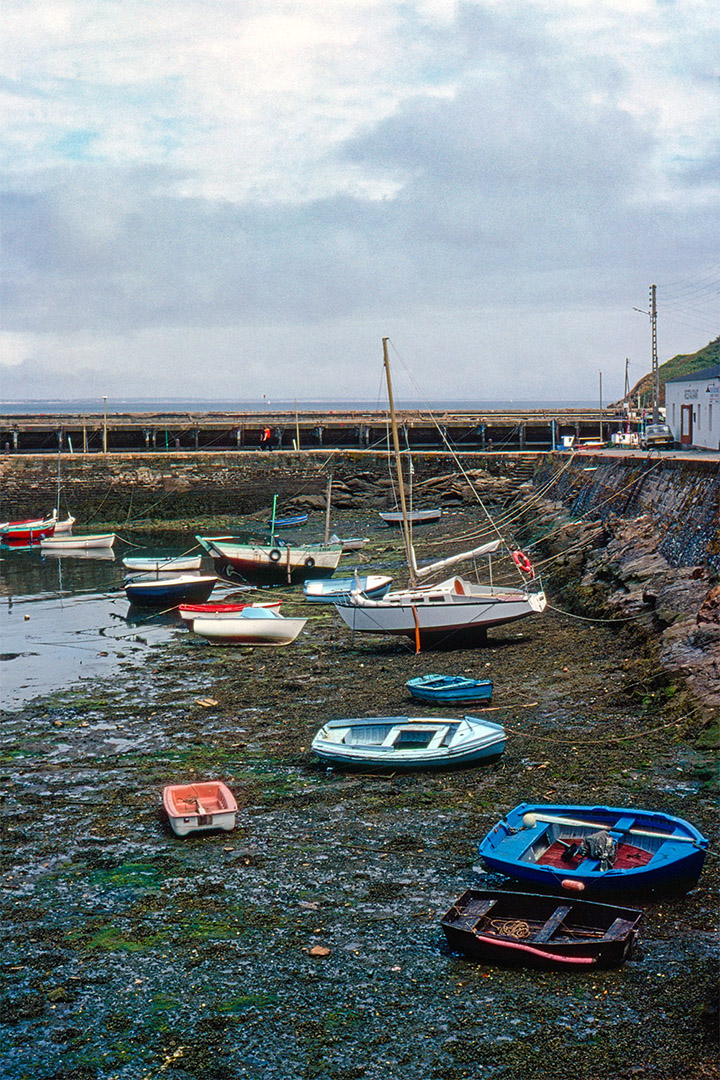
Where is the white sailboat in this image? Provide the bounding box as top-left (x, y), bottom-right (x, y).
top-left (333, 338), bottom-right (546, 649)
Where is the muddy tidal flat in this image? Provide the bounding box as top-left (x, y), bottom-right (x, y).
top-left (1, 518), bottom-right (718, 1080)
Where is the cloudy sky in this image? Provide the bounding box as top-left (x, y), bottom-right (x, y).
top-left (2, 0), bottom-right (719, 405)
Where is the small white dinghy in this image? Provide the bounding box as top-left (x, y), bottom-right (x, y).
top-left (311, 714), bottom-right (506, 770)
top-left (40, 533), bottom-right (116, 550)
top-left (123, 554), bottom-right (203, 572)
top-left (163, 781), bottom-right (238, 836)
top-left (191, 607), bottom-right (307, 646)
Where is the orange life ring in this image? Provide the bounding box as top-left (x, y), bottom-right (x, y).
top-left (512, 550), bottom-right (534, 576)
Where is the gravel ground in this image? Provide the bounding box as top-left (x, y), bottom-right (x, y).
top-left (1, 514), bottom-right (718, 1080)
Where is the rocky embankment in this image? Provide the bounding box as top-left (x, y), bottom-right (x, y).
top-left (535, 509), bottom-right (719, 713)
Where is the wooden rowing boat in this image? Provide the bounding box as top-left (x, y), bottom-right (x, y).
top-left (441, 888), bottom-right (642, 969)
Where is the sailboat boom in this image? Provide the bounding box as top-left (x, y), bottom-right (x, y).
top-left (414, 539), bottom-right (504, 579)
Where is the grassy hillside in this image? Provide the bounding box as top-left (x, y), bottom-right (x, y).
top-left (626, 337), bottom-right (720, 406)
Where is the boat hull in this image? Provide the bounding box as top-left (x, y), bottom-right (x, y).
top-left (1, 519), bottom-right (56, 546)
top-left (303, 575), bottom-right (392, 603)
top-left (191, 614), bottom-right (307, 645)
top-left (40, 533), bottom-right (116, 550)
top-left (311, 714), bottom-right (505, 770)
top-left (125, 575), bottom-right (217, 607)
top-left (123, 555), bottom-right (202, 572)
top-left (407, 674), bottom-right (493, 704)
top-left (163, 782), bottom-right (237, 836)
top-left (380, 509), bottom-right (442, 526)
top-left (178, 601), bottom-right (281, 621)
top-left (335, 577), bottom-right (546, 644)
top-left (441, 889), bottom-right (641, 970)
top-left (197, 535), bottom-right (342, 584)
top-left (478, 802), bottom-right (709, 896)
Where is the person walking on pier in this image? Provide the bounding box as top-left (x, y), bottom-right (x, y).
top-left (260, 425), bottom-right (273, 451)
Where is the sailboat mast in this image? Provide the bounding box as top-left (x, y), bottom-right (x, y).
top-left (382, 337), bottom-right (416, 586)
top-left (324, 474), bottom-right (333, 544)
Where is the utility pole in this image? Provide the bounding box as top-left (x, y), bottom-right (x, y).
top-left (103, 396), bottom-right (108, 453)
top-left (624, 359), bottom-right (630, 413)
top-left (633, 284), bottom-right (659, 422)
top-left (599, 371), bottom-right (603, 441)
top-left (650, 284), bottom-right (659, 421)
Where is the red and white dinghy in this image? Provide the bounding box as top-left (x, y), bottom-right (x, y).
top-left (178, 600), bottom-right (281, 622)
top-left (0, 516), bottom-right (56, 546)
top-left (163, 781), bottom-right (238, 836)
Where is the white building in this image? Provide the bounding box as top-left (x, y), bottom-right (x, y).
top-left (665, 364), bottom-right (720, 451)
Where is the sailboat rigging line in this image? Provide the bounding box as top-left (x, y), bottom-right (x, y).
top-left (383, 338), bottom-right (417, 586)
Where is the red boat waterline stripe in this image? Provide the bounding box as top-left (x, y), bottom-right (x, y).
top-left (473, 934), bottom-right (597, 965)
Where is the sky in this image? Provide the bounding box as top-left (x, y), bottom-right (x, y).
top-left (2, 0), bottom-right (719, 405)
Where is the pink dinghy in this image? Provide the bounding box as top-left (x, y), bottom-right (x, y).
top-left (163, 781), bottom-right (238, 836)
top-left (178, 600), bottom-right (281, 622)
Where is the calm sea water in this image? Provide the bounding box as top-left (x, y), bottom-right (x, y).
top-left (1, 398), bottom-right (599, 415)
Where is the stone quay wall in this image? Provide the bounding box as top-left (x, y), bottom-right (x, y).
top-left (534, 454), bottom-right (719, 571)
top-left (1, 449), bottom-right (718, 570)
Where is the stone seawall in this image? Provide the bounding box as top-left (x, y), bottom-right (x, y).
top-left (0, 450), bottom-right (717, 570)
top-left (0, 450), bottom-right (536, 524)
top-left (532, 454), bottom-right (719, 570)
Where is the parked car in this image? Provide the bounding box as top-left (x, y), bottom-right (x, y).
top-left (640, 423), bottom-right (675, 450)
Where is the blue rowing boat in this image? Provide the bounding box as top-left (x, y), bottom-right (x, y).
top-left (311, 714), bottom-right (506, 770)
top-left (303, 574), bottom-right (392, 603)
top-left (478, 802), bottom-right (709, 896)
top-left (406, 673), bottom-right (493, 705)
top-left (124, 574), bottom-right (217, 608)
top-left (267, 513), bottom-right (309, 528)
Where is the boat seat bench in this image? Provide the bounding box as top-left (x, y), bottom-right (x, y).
top-left (534, 905), bottom-right (571, 942)
top-left (605, 918), bottom-right (636, 940)
top-left (453, 898), bottom-right (497, 929)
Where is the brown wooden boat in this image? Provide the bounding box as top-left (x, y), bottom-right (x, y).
top-left (441, 888), bottom-right (641, 969)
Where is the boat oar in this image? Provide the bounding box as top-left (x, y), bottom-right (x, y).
top-left (521, 811), bottom-right (703, 846)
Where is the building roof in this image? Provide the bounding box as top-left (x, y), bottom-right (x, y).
top-left (665, 364), bottom-right (720, 384)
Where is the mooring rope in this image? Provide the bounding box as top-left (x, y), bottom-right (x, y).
top-left (546, 602), bottom-right (649, 624)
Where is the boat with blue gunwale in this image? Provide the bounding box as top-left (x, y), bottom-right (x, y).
top-left (406, 673), bottom-right (493, 705)
top-left (311, 714), bottom-right (505, 770)
top-left (303, 574), bottom-right (392, 603)
top-left (478, 803), bottom-right (709, 896)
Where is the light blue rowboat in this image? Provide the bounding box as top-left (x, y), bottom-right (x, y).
top-left (303, 574), bottom-right (392, 603)
top-left (406, 673), bottom-right (493, 705)
top-left (311, 714), bottom-right (505, 770)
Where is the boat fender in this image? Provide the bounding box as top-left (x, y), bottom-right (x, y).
top-left (561, 879), bottom-right (585, 892)
top-left (304, 557), bottom-right (315, 568)
top-left (512, 550), bottom-right (534, 576)
top-left (269, 549), bottom-right (282, 562)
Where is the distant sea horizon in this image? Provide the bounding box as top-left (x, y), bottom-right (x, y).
top-left (0, 397), bottom-right (604, 415)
